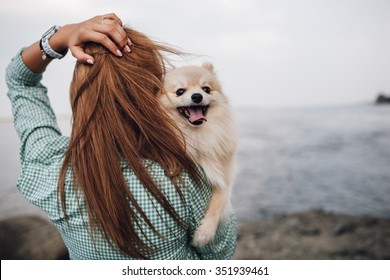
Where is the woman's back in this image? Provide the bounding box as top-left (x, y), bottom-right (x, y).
top-left (6, 15), bottom-right (237, 259)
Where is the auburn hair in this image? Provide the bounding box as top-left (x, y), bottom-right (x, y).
top-left (58, 28), bottom-right (202, 258)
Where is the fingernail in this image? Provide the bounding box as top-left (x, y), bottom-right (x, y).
top-left (116, 49), bottom-right (123, 57)
top-left (125, 45), bottom-right (131, 53)
top-left (87, 59), bottom-right (94, 65)
top-left (128, 38), bottom-right (133, 46)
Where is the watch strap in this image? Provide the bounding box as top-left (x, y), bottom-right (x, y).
top-left (40, 25), bottom-right (68, 60)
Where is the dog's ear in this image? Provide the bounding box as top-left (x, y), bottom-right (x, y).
top-left (163, 66), bottom-right (175, 79)
top-left (202, 62), bottom-right (214, 73)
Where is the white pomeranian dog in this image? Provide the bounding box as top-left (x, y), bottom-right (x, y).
top-left (159, 63), bottom-right (237, 246)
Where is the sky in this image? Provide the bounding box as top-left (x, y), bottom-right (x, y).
top-left (1, 0), bottom-right (390, 118)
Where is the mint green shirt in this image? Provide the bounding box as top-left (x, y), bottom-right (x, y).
top-left (6, 51), bottom-right (237, 260)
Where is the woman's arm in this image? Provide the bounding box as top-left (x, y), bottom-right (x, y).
top-left (6, 13), bottom-right (132, 164)
top-left (185, 175), bottom-right (237, 259)
top-left (193, 212), bottom-right (237, 260)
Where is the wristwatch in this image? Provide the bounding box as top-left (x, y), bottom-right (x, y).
top-left (39, 25), bottom-right (68, 60)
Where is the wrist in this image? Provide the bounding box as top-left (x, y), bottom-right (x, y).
top-left (48, 24), bottom-right (73, 54)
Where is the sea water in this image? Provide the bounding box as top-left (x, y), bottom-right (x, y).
top-left (232, 105), bottom-right (390, 221)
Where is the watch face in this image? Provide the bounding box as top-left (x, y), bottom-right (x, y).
top-left (42, 25), bottom-right (58, 38)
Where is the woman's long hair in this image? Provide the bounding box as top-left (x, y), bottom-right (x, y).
top-left (58, 28), bottom-right (202, 258)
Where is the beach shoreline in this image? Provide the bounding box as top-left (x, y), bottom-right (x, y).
top-left (1, 208), bottom-right (389, 259)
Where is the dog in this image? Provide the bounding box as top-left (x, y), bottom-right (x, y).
top-left (159, 63), bottom-right (237, 246)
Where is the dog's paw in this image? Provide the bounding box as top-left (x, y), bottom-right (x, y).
top-left (192, 217), bottom-right (219, 247)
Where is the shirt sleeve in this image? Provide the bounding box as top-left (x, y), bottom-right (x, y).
top-left (6, 50), bottom-right (63, 165)
top-left (6, 50), bottom-right (69, 221)
top-left (186, 174), bottom-right (238, 260)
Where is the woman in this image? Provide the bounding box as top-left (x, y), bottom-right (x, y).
top-left (6, 14), bottom-right (237, 259)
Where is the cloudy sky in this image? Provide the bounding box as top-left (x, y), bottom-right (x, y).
top-left (1, 0), bottom-right (390, 118)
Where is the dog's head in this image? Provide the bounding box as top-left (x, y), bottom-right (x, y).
top-left (160, 63), bottom-right (226, 127)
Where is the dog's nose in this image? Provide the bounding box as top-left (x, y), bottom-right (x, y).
top-left (191, 93), bottom-right (203, 103)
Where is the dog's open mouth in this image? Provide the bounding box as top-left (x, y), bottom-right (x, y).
top-left (177, 105), bottom-right (209, 125)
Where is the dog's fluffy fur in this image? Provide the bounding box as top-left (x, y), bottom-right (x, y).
top-left (159, 63), bottom-right (237, 246)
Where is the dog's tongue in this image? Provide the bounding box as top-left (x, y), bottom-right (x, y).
top-left (188, 107), bottom-right (207, 123)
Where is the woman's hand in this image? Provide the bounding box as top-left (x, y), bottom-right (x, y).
top-left (21, 13), bottom-right (132, 73)
top-left (52, 13), bottom-right (132, 64)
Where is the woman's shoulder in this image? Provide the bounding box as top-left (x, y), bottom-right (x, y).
top-left (146, 160), bottom-right (212, 202)
top-left (120, 159), bottom-right (212, 220)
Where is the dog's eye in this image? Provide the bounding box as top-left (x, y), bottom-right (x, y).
top-left (202, 86), bottom-right (211, 94)
top-left (176, 88), bottom-right (186, 96)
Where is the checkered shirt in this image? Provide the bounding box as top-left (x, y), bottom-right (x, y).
top-left (6, 51), bottom-right (237, 260)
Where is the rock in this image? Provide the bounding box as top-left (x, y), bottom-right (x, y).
top-left (361, 217), bottom-right (378, 227)
top-left (329, 248), bottom-right (372, 259)
top-left (333, 222), bottom-right (357, 236)
top-left (0, 216), bottom-right (69, 260)
top-left (376, 94), bottom-right (390, 104)
top-left (297, 226), bottom-right (321, 236)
